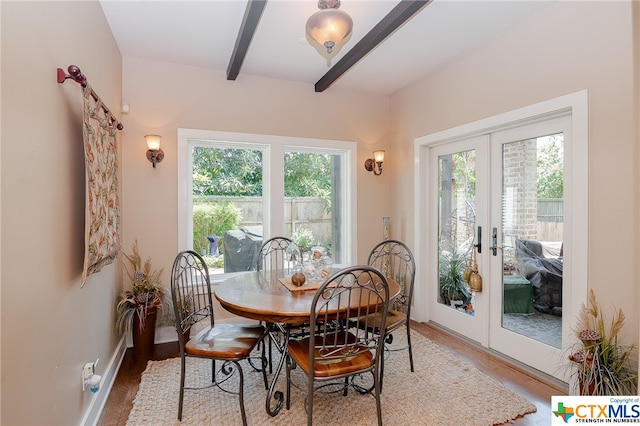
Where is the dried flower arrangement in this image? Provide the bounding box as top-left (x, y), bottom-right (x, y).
top-left (567, 289), bottom-right (637, 395)
top-left (116, 240), bottom-right (168, 335)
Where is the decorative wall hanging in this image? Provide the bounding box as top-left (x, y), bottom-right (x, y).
top-left (57, 65), bottom-right (123, 286)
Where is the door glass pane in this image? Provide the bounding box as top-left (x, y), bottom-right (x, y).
top-left (191, 145), bottom-right (263, 275)
top-left (438, 150), bottom-right (475, 315)
top-left (501, 134), bottom-right (563, 348)
top-left (284, 151), bottom-right (343, 264)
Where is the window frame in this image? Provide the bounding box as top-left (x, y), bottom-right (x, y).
top-left (177, 128), bottom-right (358, 281)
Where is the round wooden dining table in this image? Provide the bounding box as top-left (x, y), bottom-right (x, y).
top-left (214, 270), bottom-right (400, 325)
top-left (214, 269), bottom-right (400, 417)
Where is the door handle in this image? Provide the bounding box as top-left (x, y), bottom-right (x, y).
top-left (489, 227), bottom-right (504, 256)
top-left (475, 226), bottom-right (482, 254)
top-left (491, 227), bottom-right (498, 256)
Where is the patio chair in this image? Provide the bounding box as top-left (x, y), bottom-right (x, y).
top-left (170, 250), bottom-right (267, 425)
top-left (285, 265), bottom-right (390, 426)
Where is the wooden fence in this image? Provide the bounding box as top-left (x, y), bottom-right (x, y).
top-left (195, 196), bottom-right (332, 243)
top-left (196, 196), bottom-right (563, 246)
top-left (537, 198), bottom-right (563, 241)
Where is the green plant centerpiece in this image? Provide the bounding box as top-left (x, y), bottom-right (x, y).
top-left (567, 289), bottom-right (637, 395)
top-left (292, 227), bottom-right (314, 259)
top-left (116, 240), bottom-right (168, 336)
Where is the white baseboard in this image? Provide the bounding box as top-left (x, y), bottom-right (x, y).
top-left (120, 326), bottom-right (179, 347)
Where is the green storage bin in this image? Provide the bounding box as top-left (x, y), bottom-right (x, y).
top-left (503, 274), bottom-right (534, 314)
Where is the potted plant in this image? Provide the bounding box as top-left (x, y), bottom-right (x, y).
top-left (438, 247), bottom-right (472, 309)
top-left (116, 240), bottom-right (168, 360)
top-left (567, 289), bottom-right (637, 395)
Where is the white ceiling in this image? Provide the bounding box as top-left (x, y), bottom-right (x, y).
top-left (100, 0), bottom-right (554, 96)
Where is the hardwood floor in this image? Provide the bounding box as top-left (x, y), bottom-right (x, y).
top-left (97, 321), bottom-right (565, 426)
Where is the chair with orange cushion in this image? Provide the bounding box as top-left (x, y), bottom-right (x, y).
top-left (285, 265), bottom-right (390, 426)
top-left (170, 250), bottom-right (267, 425)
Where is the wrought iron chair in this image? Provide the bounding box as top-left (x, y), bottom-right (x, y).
top-left (255, 236), bottom-right (301, 372)
top-left (362, 239), bottom-right (416, 390)
top-left (170, 250), bottom-right (267, 425)
top-left (285, 266), bottom-right (390, 426)
top-left (256, 236), bottom-right (300, 274)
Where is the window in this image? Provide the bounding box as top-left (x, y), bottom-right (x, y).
top-left (178, 129), bottom-right (357, 279)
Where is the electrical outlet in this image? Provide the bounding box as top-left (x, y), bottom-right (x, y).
top-left (82, 362), bottom-right (94, 391)
top-left (82, 359), bottom-right (100, 392)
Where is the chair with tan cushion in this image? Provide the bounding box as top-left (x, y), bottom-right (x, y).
top-left (170, 250), bottom-right (267, 425)
top-left (285, 265), bottom-right (390, 426)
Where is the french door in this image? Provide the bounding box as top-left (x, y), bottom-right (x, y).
top-left (427, 115), bottom-right (571, 379)
top-left (429, 136), bottom-right (489, 345)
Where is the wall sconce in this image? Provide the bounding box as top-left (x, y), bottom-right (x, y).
top-left (364, 150), bottom-right (385, 176)
top-left (145, 134), bottom-right (164, 168)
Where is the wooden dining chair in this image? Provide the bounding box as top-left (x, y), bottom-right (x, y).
top-left (170, 250), bottom-right (267, 425)
top-left (362, 239), bottom-right (416, 390)
top-left (285, 265), bottom-right (390, 426)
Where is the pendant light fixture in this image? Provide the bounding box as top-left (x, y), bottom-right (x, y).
top-left (305, 0), bottom-right (353, 57)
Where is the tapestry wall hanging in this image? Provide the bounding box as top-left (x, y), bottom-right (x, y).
top-left (81, 84), bottom-right (121, 286)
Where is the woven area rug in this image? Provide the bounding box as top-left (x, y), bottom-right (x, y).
top-left (127, 330), bottom-right (536, 425)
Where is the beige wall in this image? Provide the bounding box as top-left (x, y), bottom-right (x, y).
top-left (2, 1), bottom-right (638, 423)
top-left (1, 1), bottom-right (122, 424)
top-left (119, 56), bottom-right (392, 282)
top-left (390, 1), bottom-right (639, 345)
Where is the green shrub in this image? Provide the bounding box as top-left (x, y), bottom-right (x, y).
top-left (292, 227), bottom-right (314, 254)
top-left (193, 201), bottom-right (242, 253)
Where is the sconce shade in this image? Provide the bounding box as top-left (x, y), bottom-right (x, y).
top-left (144, 134), bottom-right (164, 168)
top-left (145, 134), bottom-right (162, 151)
top-left (305, 0), bottom-right (353, 54)
top-left (373, 150), bottom-right (385, 162)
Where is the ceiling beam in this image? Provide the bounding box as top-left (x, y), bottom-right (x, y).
top-left (227, 0), bottom-right (267, 81)
top-left (314, 0), bottom-right (432, 93)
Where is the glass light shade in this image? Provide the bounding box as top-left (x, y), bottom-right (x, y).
top-left (305, 9), bottom-right (353, 53)
top-left (145, 134), bottom-right (162, 151)
top-left (373, 150), bottom-right (385, 162)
